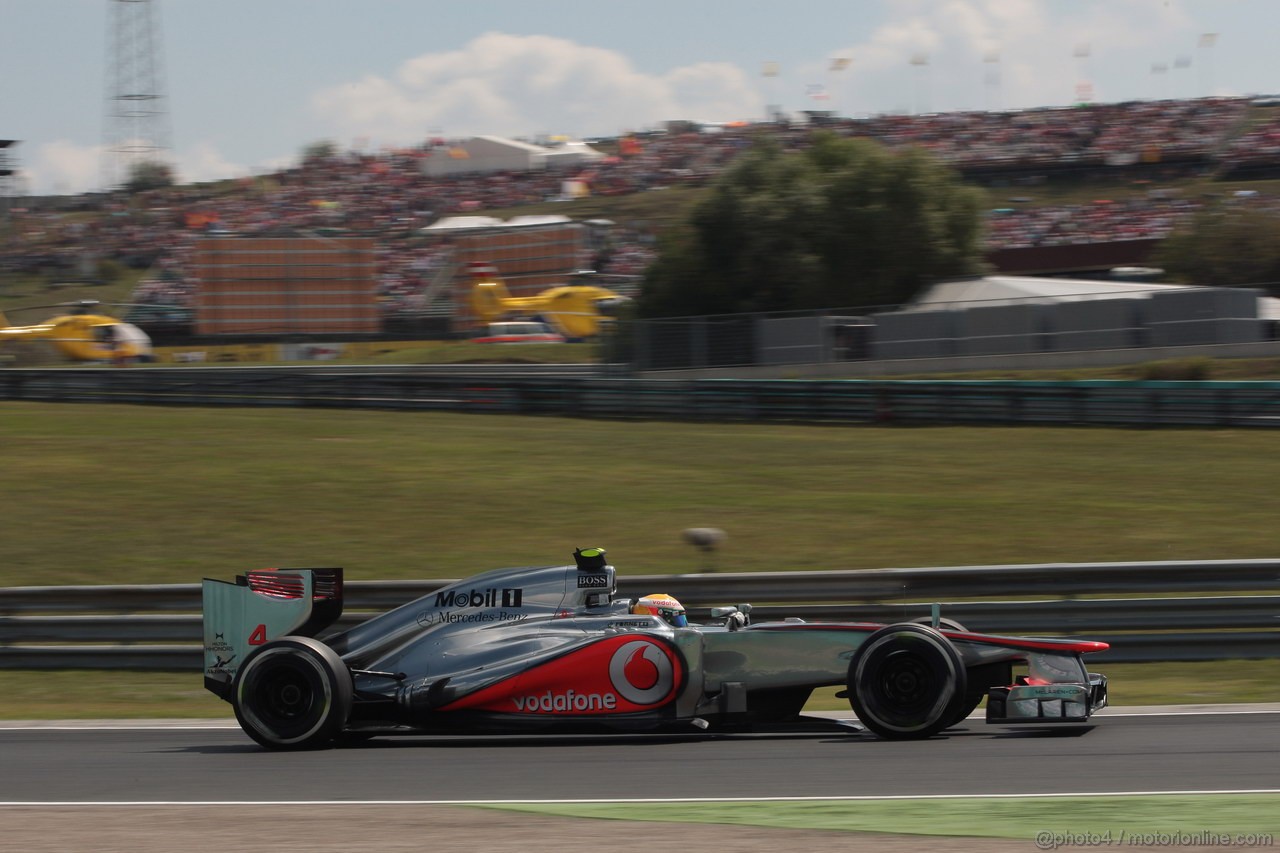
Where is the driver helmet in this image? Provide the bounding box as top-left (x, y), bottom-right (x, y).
top-left (631, 593), bottom-right (688, 627)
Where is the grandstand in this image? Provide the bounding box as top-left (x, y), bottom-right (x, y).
top-left (6, 96), bottom-right (1280, 345)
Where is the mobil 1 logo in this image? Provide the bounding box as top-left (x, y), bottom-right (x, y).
top-left (434, 587), bottom-right (524, 609)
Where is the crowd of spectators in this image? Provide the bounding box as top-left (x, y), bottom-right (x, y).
top-left (811, 96), bottom-right (1248, 171)
top-left (983, 194), bottom-right (1202, 250)
top-left (4, 95), bottom-right (1280, 322)
top-left (1219, 113), bottom-right (1280, 173)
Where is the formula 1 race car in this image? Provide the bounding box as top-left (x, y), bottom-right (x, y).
top-left (202, 548), bottom-right (1110, 750)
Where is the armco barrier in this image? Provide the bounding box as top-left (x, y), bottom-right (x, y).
top-left (3, 559), bottom-right (1278, 612)
top-left (6, 367), bottom-right (1280, 427)
top-left (5, 596), bottom-right (1278, 641)
top-left (1, 560), bottom-right (1278, 667)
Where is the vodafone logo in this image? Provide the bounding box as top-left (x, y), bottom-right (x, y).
top-left (456, 634), bottom-right (682, 715)
top-left (608, 639), bottom-right (676, 705)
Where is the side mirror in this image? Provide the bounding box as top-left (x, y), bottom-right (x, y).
top-left (710, 605), bottom-right (750, 630)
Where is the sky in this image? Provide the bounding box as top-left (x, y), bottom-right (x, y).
top-left (4, 0), bottom-right (1278, 196)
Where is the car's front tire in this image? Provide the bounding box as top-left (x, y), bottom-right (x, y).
top-left (847, 623), bottom-right (967, 740)
top-left (232, 636), bottom-right (352, 751)
top-left (909, 617), bottom-right (985, 727)
top-left (910, 615), bottom-right (969, 634)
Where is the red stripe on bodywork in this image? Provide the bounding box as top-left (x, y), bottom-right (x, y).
top-left (944, 631), bottom-right (1109, 654)
top-left (438, 634), bottom-right (684, 715)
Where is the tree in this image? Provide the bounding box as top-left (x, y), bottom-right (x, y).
top-left (1155, 205), bottom-right (1280, 293)
top-left (124, 159), bottom-right (175, 194)
top-left (301, 140), bottom-right (339, 166)
top-left (640, 133), bottom-right (986, 317)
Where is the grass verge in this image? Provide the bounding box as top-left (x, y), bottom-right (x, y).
top-left (4, 404), bottom-right (1280, 585)
top-left (483, 794), bottom-right (1280, 840)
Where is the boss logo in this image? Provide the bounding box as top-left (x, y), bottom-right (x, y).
top-left (577, 574), bottom-right (610, 589)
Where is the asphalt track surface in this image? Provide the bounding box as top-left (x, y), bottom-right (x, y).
top-left (2, 708), bottom-right (1278, 803)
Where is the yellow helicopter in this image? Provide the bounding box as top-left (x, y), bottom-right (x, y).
top-left (468, 263), bottom-right (630, 341)
top-left (0, 300), bottom-right (155, 365)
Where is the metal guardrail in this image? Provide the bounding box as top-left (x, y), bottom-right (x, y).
top-left (6, 368), bottom-right (1280, 427)
top-left (1, 560), bottom-right (1278, 667)
top-left (6, 596), bottom-right (1280, 641)
top-left (4, 560), bottom-right (1278, 612)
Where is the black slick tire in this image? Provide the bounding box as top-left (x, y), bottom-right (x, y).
top-left (847, 623), bottom-right (967, 740)
top-left (232, 635), bottom-right (353, 751)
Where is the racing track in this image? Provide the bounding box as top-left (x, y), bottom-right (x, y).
top-left (2, 709), bottom-right (1277, 803)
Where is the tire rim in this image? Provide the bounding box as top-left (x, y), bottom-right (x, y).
top-left (856, 632), bottom-right (958, 733)
top-left (238, 649), bottom-right (333, 745)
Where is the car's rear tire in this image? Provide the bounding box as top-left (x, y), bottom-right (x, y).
top-left (847, 623), bottom-right (967, 740)
top-left (232, 636), bottom-right (352, 751)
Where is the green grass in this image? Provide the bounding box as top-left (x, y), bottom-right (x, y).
top-left (4, 403), bottom-right (1280, 585)
top-left (358, 341), bottom-right (601, 365)
top-left (3, 402), bottom-right (1279, 717)
top-left (0, 269), bottom-right (149, 316)
top-left (0, 670), bottom-right (227, 719)
top-left (485, 794), bottom-right (1280, 840)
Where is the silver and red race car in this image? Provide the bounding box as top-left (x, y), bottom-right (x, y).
top-left (202, 548), bottom-right (1109, 750)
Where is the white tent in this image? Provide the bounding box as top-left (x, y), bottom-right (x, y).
top-left (505, 215), bottom-right (573, 227)
top-left (542, 140), bottom-right (607, 170)
top-left (904, 275), bottom-right (1280, 321)
top-left (906, 276), bottom-right (1187, 310)
top-left (420, 214), bottom-right (574, 235)
top-left (421, 215), bottom-right (505, 233)
top-left (420, 136), bottom-right (551, 178)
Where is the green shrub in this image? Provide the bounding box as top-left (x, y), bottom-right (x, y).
top-left (96, 258), bottom-right (126, 283)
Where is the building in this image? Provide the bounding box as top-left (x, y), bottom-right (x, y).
top-left (420, 136), bottom-right (605, 178)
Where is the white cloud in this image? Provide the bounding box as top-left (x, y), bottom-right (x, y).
top-left (309, 32), bottom-right (761, 142)
top-left (17, 4), bottom-right (1228, 196)
top-left (662, 62), bottom-right (763, 122)
top-left (24, 140), bottom-right (103, 196)
top-left (818, 0), bottom-right (1209, 115)
top-left (20, 138), bottom-right (268, 197)
top-left (174, 142), bottom-right (255, 186)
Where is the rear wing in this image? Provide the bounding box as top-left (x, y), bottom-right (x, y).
top-left (202, 568), bottom-right (343, 700)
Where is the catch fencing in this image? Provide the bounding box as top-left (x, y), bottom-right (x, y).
top-left (1, 559), bottom-right (1277, 668)
top-left (5, 367), bottom-right (1280, 427)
